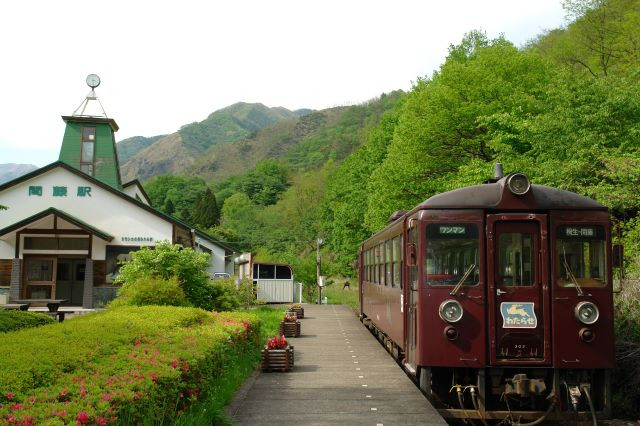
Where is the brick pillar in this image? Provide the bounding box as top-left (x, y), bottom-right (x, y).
top-left (83, 259), bottom-right (94, 309)
top-left (9, 258), bottom-right (21, 301)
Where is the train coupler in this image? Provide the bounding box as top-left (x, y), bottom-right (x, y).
top-left (504, 373), bottom-right (546, 398)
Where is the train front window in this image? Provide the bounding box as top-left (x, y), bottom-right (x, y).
top-left (426, 224), bottom-right (478, 286)
top-left (498, 233), bottom-right (534, 286)
top-left (556, 225), bottom-right (607, 288)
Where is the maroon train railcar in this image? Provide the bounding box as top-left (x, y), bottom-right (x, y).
top-left (359, 172), bottom-right (614, 423)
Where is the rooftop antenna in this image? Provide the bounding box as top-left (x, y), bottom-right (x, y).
top-left (72, 74), bottom-right (108, 118)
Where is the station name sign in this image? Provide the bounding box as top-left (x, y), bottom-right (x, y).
top-left (28, 185), bottom-right (92, 197)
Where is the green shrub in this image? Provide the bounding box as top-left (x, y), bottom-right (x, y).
top-left (0, 306), bottom-right (260, 425)
top-left (612, 280), bottom-right (640, 418)
top-left (115, 242), bottom-right (214, 309)
top-left (0, 310), bottom-right (54, 333)
top-left (111, 275), bottom-right (189, 308)
top-left (208, 279), bottom-right (241, 311)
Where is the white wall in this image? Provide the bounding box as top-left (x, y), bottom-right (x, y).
top-left (0, 167), bottom-right (173, 259)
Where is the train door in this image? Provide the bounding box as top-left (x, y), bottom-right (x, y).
top-left (405, 220), bottom-right (419, 373)
top-left (487, 214), bottom-right (550, 365)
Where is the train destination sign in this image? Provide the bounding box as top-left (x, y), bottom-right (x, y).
top-left (428, 224), bottom-right (478, 239)
top-left (439, 226), bottom-right (465, 234)
top-left (557, 225), bottom-right (604, 239)
top-left (500, 302), bottom-right (537, 329)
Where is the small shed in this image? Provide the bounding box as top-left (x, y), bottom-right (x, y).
top-left (236, 253), bottom-right (301, 303)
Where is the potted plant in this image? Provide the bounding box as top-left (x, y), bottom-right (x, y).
top-left (261, 335), bottom-right (294, 372)
top-left (289, 303), bottom-right (304, 319)
top-left (279, 313), bottom-right (301, 337)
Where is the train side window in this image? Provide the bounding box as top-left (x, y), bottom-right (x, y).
top-left (392, 236), bottom-right (400, 288)
top-left (374, 245), bottom-right (380, 284)
top-left (556, 225), bottom-right (607, 288)
top-left (400, 235), bottom-right (404, 289)
top-left (498, 233), bottom-right (534, 286)
top-left (379, 242), bottom-right (386, 286)
top-left (426, 224), bottom-right (479, 286)
top-left (386, 240), bottom-right (393, 286)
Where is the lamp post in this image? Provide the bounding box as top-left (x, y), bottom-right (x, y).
top-left (316, 237), bottom-right (323, 304)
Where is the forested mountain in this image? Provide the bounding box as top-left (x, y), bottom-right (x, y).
top-left (0, 163), bottom-right (37, 184)
top-left (119, 102), bottom-right (311, 181)
top-left (116, 135), bottom-right (165, 164)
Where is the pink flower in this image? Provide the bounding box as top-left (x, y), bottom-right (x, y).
top-left (170, 359), bottom-right (178, 368)
top-left (97, 417), bottom-right (107, 426)
top-left (149, 373), bottom-right (158, 383)
top-left (6, 414), bottom-right (16, 424)
top-left (76, 411), bottom-right (90, 424)
top-left (79, 386), bottom-right (87, 397)
top-left (9, 403), bottom-right (22, 411)
top-left (4, 392), bottom-right (14, 400)
top-left (28, 397), bottom-right (36, 404)
top-left (100, 393), bottom-right (113, 401)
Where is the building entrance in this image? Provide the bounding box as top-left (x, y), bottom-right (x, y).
top-left (56, 258), bottom-right (86, 306)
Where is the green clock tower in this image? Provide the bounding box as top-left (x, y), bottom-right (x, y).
top-left (58, 74), bottom-right (123, 190)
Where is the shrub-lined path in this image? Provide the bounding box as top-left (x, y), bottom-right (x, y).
top-left (227, 304), bottom-right (446, 425)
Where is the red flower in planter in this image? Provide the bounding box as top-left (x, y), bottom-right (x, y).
top-left (267, 335), bottom-right (288, 349)
top-left (283, 314), bottom-right (297, 322)
top-left (76, 411), bottom-right (90, 424)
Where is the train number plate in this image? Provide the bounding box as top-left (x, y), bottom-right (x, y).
top-left (500, 302), bottom-right (537, 328)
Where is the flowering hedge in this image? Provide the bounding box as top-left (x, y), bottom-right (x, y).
top-left (0, 306), bottom-right (259, 425)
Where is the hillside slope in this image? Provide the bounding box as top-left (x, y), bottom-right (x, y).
top-left (120, 102), bottom-right (311, 182)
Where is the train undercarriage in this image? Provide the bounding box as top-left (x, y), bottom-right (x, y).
top-left (362, 316), bottom-right (611, 425)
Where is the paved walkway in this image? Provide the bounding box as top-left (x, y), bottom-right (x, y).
top-left (228, 304), bottom-right (446, 426)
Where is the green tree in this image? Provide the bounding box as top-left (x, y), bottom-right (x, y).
top-left (365, 33), bottom-right (554, 230)
top-left (192, 188), bottom-right (220, 228)
top-left (115, 242), bottom-right (214, 309)
top-left (163, 198), bottom-right (175, 216)
top-left (143, 175), bottom-right (207, 215)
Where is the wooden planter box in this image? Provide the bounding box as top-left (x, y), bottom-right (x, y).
top-left (279, 320), bottom-right (301, 337)
top-left (290, 307), bottom-right (304, 318)
top-left (261, 346), bottom-right (295, 372)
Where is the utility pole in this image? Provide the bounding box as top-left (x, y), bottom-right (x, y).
top-left (316, 237), bottom-right (323, 304)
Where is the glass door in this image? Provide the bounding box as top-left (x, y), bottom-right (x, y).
top-left (405, 223), bottom-right (419, 371)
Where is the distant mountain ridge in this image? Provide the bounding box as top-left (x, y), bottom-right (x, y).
top-left (0, 163), bottom-right (38, 184)
top-left (119, 102), bottom-right (312, 181)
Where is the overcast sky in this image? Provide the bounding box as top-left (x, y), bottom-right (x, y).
top-left (0, 0), bottom-right (566, 167)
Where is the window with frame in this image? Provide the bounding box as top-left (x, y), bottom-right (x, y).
top-left (378, 243), bottom-right (385, 286)
top-left (392, 236), bottom-right (400, 287)
top-left (556, 225), bottom-right (606, 288)
top-left (384, 240), bottom-right (391, 287)
top-left (426, 224), bottom-right (479, 286)
top-left (81, 127), bottom-right (96, 176)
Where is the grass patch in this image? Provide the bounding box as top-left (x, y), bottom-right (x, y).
top-left (322, 278), bottom-right (359, 309)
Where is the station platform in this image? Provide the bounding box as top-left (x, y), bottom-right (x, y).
top-left (228, 304), bottom-right (446, 425)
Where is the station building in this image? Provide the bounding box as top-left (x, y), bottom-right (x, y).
top-left (0, 79), bottom-right (234, 308)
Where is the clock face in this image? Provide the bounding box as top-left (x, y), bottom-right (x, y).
top-left (86, 74), bottom-right (101, 89)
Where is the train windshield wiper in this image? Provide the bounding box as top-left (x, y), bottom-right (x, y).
top-left (562, 245), bottom-right (584, 296)
top-left (450, 264), bottom-right (476, 296)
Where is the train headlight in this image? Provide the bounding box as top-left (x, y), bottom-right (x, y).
top-left (506, 173), bottom-right (531, 195)
top-left (575, 301), bottom-right (599, 325)
top-left (439, 299), bottom-right (463, 323)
